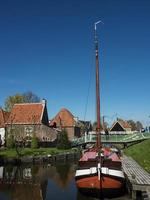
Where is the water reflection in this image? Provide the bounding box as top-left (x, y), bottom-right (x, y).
top-left (0, 165), bottom-right (46, 200)
top-left (0, 163), bottom-right (129, 200)
top-left (0, 163), bottom-right (77, 200)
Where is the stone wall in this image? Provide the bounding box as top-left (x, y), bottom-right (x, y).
top-left (6, 124), bottom-right (57, 142)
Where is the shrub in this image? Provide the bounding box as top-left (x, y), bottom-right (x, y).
top-left (57, 129), bottom-right (71, 150)
top-left (31, 136), bottom-right (39, 149)
top-left (6, 135), bottom-right (15, 148)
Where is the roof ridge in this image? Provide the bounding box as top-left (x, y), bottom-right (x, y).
top-left (13, 102), bottom-right (42, 106)
top-left (49, 108), bottom-right (76, 127)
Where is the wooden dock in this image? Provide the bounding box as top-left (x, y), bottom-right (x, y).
top-left (122, 155), bottom-right (150, 199)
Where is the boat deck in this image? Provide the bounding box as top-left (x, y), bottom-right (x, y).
top-left (122, 155), bottom-right (150, 199)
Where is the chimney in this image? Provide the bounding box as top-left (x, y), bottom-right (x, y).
top-left (41, 99), bottom-right (47, 105)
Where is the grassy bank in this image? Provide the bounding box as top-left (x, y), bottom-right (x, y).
top-left (124, 139), bottom-right (150, 172)
top-left (0, 147), bottom-right (78, 159)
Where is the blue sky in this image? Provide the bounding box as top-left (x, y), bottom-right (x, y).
top-left (0, 0), bottom-right (150, 126)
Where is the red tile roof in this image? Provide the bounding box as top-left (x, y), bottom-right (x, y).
top-left (118, 120), bottom-right (131, 129)
top-left (0, 109), bottom-right (10, 128)
top-left (6, 103), bottom-right (45, 125)
top-left (50, 108), bottom-right (76, 127)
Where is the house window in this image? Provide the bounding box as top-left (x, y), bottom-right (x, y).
top-left (24, 126), bottom-right (33, 134)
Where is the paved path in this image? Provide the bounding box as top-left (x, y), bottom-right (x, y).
top-left (122, 155), bottom-right (150, 199)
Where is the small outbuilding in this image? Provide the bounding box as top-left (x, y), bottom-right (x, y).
top-left (110, 120), bottom-right (132, 134)
top-left (50, 108), bottom-right (81, 140)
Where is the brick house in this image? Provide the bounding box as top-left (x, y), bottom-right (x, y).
top-left (49, 108), bottom-right (81, 141)
top-left (5, 100), bottom-right (57, 144)
top-left (0, 109), bottom-right (10, 145)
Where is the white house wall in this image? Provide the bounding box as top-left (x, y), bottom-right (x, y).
top-left (0, 128), bottom-right (5, 145)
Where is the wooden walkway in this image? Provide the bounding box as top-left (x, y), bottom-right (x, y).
top-left (122, 155), bottom-right (150, 199)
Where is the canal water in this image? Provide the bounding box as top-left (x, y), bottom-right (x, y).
top-left (0, 162), bottom-right (130, 200)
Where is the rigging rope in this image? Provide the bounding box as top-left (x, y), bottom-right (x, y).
top-left (83, 57), bottom-right (94, 122)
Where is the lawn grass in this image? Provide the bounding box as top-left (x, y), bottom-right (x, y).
top-left (0, 147), bottom-right (78, 158)
top-left (124, 138), bottom-right (150, 172)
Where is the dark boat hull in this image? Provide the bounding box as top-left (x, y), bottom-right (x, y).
top-left (78, 186), bottom-right (125, 199)
top-left (75, 168), bottom-right (125, 198)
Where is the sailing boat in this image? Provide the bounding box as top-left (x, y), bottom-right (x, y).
top-left (75, 21), bottom-right (125, 198)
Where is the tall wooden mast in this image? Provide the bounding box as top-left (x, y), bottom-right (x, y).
top-left (94, 21), bottom-right (102, 150)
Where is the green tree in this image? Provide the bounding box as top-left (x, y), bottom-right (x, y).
top-left (136, 121), bottom-right (143, 131)
top-left (4, 92), bottom-right (40, 111)
top-left (6, 126), bottom-right (24, 157)
top-left (57, 129), bottom-right (71, 150)
top-left (4, 94), bottom-right (24, 111)
top-left (127, 120), bottom-right (137, 131)
top-left (31, 135), bottom-right (39, 149)
top-left (23, 91), bottom-right (40, 103)
top-left (6, 134), bottom-right (15, 148)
